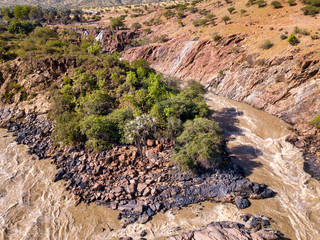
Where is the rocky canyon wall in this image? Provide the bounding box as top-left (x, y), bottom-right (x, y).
top-left (123, 34), bottom-right (320, 125)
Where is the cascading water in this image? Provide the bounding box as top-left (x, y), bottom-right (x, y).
top-left (0, 93), bottom-right (319, 239)
top-left (169, 41), bottom-right (196, 75)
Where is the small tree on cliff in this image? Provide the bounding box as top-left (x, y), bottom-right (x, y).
top-left (222, 16), bottom-right (230, 25)
top-left (110, 17), bottom-right (125, 31)
top-left (125, 114), bottom-right (156, 157)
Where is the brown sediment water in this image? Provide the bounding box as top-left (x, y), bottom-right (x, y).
top-left (0, 93), bottom-right (319, 239)
top-left (206, 93), bottom-right (320, 240)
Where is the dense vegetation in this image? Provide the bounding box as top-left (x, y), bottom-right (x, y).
top-left (49, 54), bottom-right (223, 170)
top-left (1, 5), bottom-right (86, 24)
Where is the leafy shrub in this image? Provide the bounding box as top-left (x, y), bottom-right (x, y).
top-left (228, 7), bottom-right (235, 14)
top-left (176, 11), bottom-right (185, 19)
top-left (164, 10), bottom-right (175, 19)
top-left (261, 40), bottom-right (274, 49)
top-left (131, 22), bottom-right (141, 30)
top-left (87, 43), bottom-right (102, 55)
top-left (144, 28), bottom-right (151, 33)
top-left (29, 27), bottom-right (58, 43)
top-left (301, 5), bottom-right (319, 15)
top-left (280, 34), bottom-right (288, 40)
top-left (240, 9), bottom-right (247, 16)
top-left (110, 17), bottom-right (125, 30)
top-left (199, 9), bottom-right (209, 15)
top-left (80, 115), bottom-right (114, 150)
top-left (271, 1), bottom-right (283, 8)
top-left (222, 16), bottom-right (230, 24)
top-left (312, 114), bottom-right (320, 128)
top-left (192, 18), bottom-right (208, 26)
top-left (288, 0), bottom-right (297, 6)
top-left (257, 0), bottom-right (268, 7)
top-left (294, 26), bottom-right (310, 35)
top-left (212, 32), bottom-right (221, 41)
top-left (8, 20), bottom-right (40, 34)
top-left (189, 7), bottom-right (198, 13)
top-left (172, 118), bottom-right (223, 171)
top-left (288, 34), bottom-right (300, 45)
top-left (311, 34), bottom-right (319, 39)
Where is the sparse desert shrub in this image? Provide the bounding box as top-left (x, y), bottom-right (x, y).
top-left (311, 34), bottom-right (319, 39)
top-left (192, 18), bottom-right (208, 26)
top-left (228, 7), bottom-right (235, 14)
top-left (261, 40), bottom-right (274, 49)
top-left (240, 9), bottom-right (247, 16)
top-left (144, 28), bottom-right (151, 33)
top-left (164, 10), bottom-right (175, 19)
top-left (256, 0), bottom-right (267, 7)
top-left (131, 22), bottom-right (141, 30)
top-left (221, 16), bottom-right (230, 24)
top-left (294, 26), bottom-right (310, 35)
top-left (271, 1), bottom-right (283, 8)
top-left (280, 34), bottom-right (288, 40)
top-left (301, 5), bottom-right (319, 15)
top-left (212, 32), bottom-right (221, 41)
top-left (288, 34), bottom-right (300, 45)
top-left (199, 9), bottom-right (209, 15)
top-left (288, 0), bottom-right (297, 6)
top-left (176, 11), bottom-right (185, 19)
top-left (189, 7), bottom-right (198, 13)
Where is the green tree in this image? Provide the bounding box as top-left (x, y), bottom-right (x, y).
top-left (172, 118), bottom-right (223, 171)
top-left (228, 7), bottom-right (235, 14)
top-left (222, 16), bottom-right (230, 25)
top-left (240, 9), bottom-right (247, 16)
top-left (110, 17), bottom-right (125, 30)
top-left (80, 115), bottom-right (113, 151)
top-left (13, 5), bottom-right (23, 20)
top-left (78, 90), bottom-right (112, 115)
top-left (21, 6), bottom-right (31, 20)
top-left (87, 43), bottom-right (102, 55)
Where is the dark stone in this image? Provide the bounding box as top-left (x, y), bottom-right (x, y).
top-left (53, 168), bottom-right (66, 182)
top-left (140, 230), bottom-right (147, 237)
top-left (243, 215), bottom-right (250, 222)
top-left (262, 219), bottom-right (270, 227)
top-left (260, 188), bottom-right (275, 198)
top-left (146, 207), bottom-right (155, 217)
top-left (250, 220), bottom-right (260, 228)
top-left (139, 213), bottom-right (150, 224)
top-left (235, 198), bottom-right (251, 209)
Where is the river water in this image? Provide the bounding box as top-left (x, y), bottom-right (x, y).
top-left (0, 93), bottom-right (319, 239)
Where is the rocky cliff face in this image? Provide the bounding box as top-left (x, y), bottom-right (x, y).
top-left (124, 34), bottom-right (320, 125)
top-left (0, 57), bottom-right (76, 125)
top-left (123, 33), bottom-right (320, 178)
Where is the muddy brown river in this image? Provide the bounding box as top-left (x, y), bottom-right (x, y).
top-left (1, 93), bottom-right (319, 240)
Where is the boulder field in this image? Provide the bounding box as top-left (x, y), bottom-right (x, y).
top-left (2, 112), bottom-right (275, 227)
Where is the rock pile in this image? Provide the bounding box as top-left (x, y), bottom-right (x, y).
top-left (3, 113), bottom-right (275, 225)
top-left (286, 122), bottom-right (320, 180)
